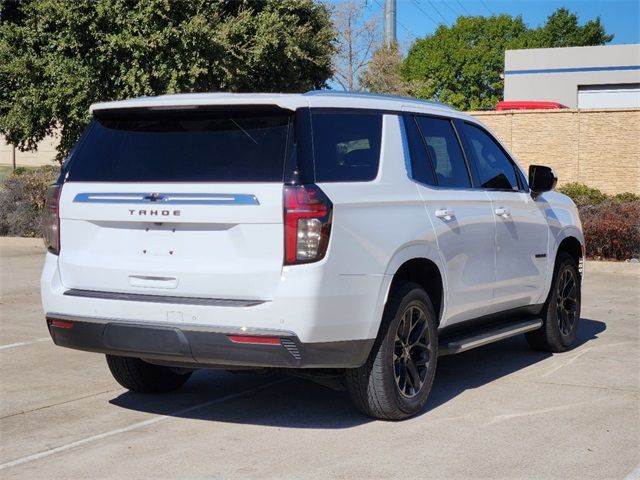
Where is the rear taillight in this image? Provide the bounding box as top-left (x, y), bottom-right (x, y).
top-left (43, 184), bottom-right (61, 255)
top-left (284, 184), bottom-right (332, 265)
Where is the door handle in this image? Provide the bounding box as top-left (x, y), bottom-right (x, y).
top-left (495, 207), bottom-right (511, 218)
top-left (435, 209), bottom-right (455, 220)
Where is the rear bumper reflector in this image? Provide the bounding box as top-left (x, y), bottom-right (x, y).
top-left (50, 319), bottom-right (74, 329)
top-left (227, 335), bottom-right (281, 345)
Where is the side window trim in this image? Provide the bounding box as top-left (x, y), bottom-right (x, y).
top-left (402, 113), bottom-right (438, 187)
top-left (457, 120), bottom-right (526, 193)
top-left (451, 118), bottom-right (480, 189)
top-left (414, 114), bottom-right (473, 189)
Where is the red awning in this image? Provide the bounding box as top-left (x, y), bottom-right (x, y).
top-left (496, 101), bottom-right (568, 111)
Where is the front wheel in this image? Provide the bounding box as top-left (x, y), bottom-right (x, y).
top-left (526, 252), bottom-right (581, 352)
top-left (106, 355), bottom-right (192, 393)
top-left (346, 282), bottom-right (438, 420)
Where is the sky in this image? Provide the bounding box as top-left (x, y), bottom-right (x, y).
top-left (351, 0), bottom-right (640, 48)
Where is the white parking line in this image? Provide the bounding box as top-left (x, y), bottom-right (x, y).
top-left (0, 377), bottom-right (289, 471)
top-left (0, 337), bottom-right (51, 350)
top-left (625, 464), bottom-right (640, 480)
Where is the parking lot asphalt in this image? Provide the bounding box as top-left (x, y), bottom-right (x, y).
top-left (0, 237), bottom-right (638, 480)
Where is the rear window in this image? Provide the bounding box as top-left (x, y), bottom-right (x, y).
top-left (64, 108), bottom-right (291, 182)
top-left (310, 112), bottom-right (382, 182)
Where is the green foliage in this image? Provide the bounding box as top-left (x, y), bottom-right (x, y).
top-left (557, 183), bottom-right (640, 207)
top-left (525, 8), bottom-right (613, 48)
top-left (613, 192), bottom-right (640, 203)
top-left (402, 8), bottom-right (613, 110)
top-left (0, 0), bottom-right (334, 161)
top-left (0, 165), bottom-right (60, 237)
top-left (558, 182), bottom-right (609, 207)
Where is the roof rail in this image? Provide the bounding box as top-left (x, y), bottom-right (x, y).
top-left (303, 90), bottom-right (454, 110)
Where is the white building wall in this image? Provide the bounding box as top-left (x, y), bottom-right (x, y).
top-left (504, 44), bottom-right (640, 108)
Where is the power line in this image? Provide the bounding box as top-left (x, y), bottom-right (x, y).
top-left (397, 18), bottom-right (417, 39)
top-left (411, 0), bottom-right (441, 28)
top-left (441, 0), bottom-right (462, 20)
top-left (425, 0), bottom-right (450, 26)
top-left (479, 0), bottom-right (494, 16)
top-left (455, 0), bottom-right (471, 16)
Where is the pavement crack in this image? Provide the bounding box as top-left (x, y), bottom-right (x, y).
top-left (0, 388), bottom-right (125, 420)
top-left (530, 380), bottom-right (639, 394)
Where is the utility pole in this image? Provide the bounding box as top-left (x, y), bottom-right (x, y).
top-left (383, 0), bottom-right (396, 47)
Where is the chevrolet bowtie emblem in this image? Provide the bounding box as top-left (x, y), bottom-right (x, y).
top-left (144, 193), bottom-right (164, 202)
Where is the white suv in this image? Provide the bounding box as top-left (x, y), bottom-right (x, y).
top-left (41, 92), bottom-right (584, 420)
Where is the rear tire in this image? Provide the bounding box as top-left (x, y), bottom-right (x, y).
top-left (526, 252), bottom-right (581, 352)
top-left (346, 282), bottom-right (438, 420)
top-left (106, 355), bottom-right (192, 393)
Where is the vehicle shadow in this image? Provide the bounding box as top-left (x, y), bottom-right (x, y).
top-left (109, 318), bottom-right (605, 429)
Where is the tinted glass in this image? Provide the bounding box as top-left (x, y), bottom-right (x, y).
top-left (403, 115), bottom-right (436, 186)
top-left (310, 112), bottom-right (382, 182)
top-left (64, 109), bottom-right (291, 182)
top-left (415, 116), bottom-right (470, 188)
top-left (462, 123), bottom-right (519, 191)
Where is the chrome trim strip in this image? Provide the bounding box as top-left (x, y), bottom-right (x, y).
top-left (73, 192), bottom-right (260, 205)
top-left (64, 289), bottom-right (265, 307)
top-left (46, 312), bottom-right (295, 337)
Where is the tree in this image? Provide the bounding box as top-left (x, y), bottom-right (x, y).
top-left (0, 0), bottom-right (335, 161)
top-left (359, 42), bottom-right (425, 96)
top-left (331, 0), bottom-right (380, 91)
top-left (526, 8), bottom-right (613, 48)
top-left (402, 8), bottom-right (613, 110)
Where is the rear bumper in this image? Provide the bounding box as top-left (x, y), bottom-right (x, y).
top-left (46, 314), bottom-right (373, 369)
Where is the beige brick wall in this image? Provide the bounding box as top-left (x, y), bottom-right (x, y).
top-left (0, 135), bottom-right (59, 168)
top-left (470, 108), bottom-right (640, 195)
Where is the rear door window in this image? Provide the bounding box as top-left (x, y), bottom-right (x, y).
top-left (414, 116), bottom-right (471, 188)
top-left (461, 123), bottom-right (520, 191)
top-left (310, 111), bottom-right (382, 182)
top-left (63, 108), bottom-right (291, 182)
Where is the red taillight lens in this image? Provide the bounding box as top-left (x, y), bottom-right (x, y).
top-left (43, 184), bottom-right (61, 255)
top-left (283, 184), bottom-right (332, 265)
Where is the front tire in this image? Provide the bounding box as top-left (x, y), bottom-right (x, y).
top-left (106, 355), bottom-right (192, 393)
top-left (346, 282), bottom-right (438, 420)
top-left (526, 252), bottom-right (581, 352)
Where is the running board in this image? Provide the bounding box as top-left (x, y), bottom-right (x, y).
top-left (438, 318), bottom-right (543, 356)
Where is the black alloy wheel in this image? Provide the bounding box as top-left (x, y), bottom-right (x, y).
top-left (394, 304), bottom-right (433, 398)
top-left (556, 268), bottom-right (579, 337)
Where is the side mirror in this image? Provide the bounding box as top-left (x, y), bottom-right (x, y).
top-left (529, 165), bottom-right (557, 197)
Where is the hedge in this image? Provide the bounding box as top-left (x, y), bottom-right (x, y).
top-left (0, 166), bottom-right (59, 237)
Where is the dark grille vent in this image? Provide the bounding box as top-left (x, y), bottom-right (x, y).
top-left (280, 338), bottom-right (301, 360)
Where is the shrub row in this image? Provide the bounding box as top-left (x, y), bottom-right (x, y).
top-left (578, 201), bottom-right (640, 261)
top-left (558, 182), bottom-right (640, 207)
top-left (557, 183), bottom-right (639, 260)
top-left (0, 166), bottom-right (59, 237)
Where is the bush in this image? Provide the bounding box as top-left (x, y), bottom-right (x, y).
top-left (613, 192), bottom-right (640, 203)
top-left (579, 201), bottom-right (640, 260)
top-left (0, 165), bottom-right (60, 237)
top-left (558, 183), bottom-right (608, 207)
